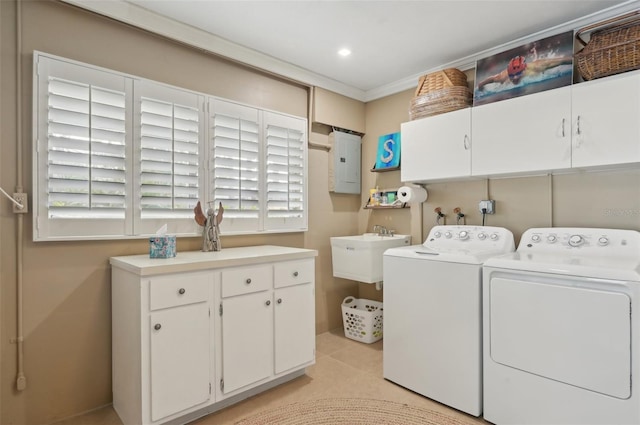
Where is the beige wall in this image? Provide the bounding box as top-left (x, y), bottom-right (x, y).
top-left (3, 2), bottom-right (640, 424)
top-left (358, 86), bottom-right (640, 297)
top-left (0, 1), bottom-right (359, 424)
top-left (312, 87), bottom-right (366, 134)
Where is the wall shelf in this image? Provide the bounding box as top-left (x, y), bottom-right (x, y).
top-left (364, 203), bottom-right (408, 210)
top-left (365, 187), bottom-right (407, 209)
top-left (370, 165), bottom-right (400, 173)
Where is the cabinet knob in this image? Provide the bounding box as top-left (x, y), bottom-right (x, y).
top-left (293, 271), bottom-right (299, 277)
top-left (246, 278), bottom-right (252, 284)
top-left (154, 324), bottom-right (161, 331)
top-left (277, 298), bottom-right (282, 304)
top-left (265, 300), bottom-right (271, 306)
top-left (178, 288), bottom-right (186, 295)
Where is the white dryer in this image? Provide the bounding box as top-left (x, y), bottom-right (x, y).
top-left (383, 225), bottom-right (515, 416)
top-left (483, 227), bottom-right (640, 425)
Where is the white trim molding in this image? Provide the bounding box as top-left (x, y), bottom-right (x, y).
top-left (62, 0), bottom-right (640, 102)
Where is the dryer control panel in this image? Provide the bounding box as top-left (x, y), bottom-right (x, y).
top-left (520, 227), bottom-right (640, 255)
top-left (425, 225), bottom-right (515, 253)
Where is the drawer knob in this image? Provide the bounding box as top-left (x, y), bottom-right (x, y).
top-left (265, 300), bottom-right (271, 306)
top-left (154, 324), bottom-right (162, 331)
top-left (277, 298), bottom-right (282, 304)
top-left (178, 288), bottom-right (186, 295)
top-left (246, 278), bottom-right (252, 284)
top-left (293, 271), bottom-right (299, 277)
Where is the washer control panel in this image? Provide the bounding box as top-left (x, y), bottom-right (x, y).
top-left (520, 227), bottom-right (640, 254)
top-left (426, 225), bottom-right (515, 252)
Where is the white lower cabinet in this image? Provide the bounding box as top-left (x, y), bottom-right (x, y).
top-left (150, 303), bottom-right (210, 422)
top-left (110, 247), bottom-right (317, 425)
top-left (274, 282), bottom-right (315, 374)
top-left (219, 259), bottom-right (316, 395)
top-left (220, 263), bottom-right (274, 394)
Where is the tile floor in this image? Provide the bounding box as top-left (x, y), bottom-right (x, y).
top-left (57, 329), bottom-right (488, 425)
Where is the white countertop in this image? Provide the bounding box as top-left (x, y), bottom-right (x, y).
top-left (110, 245), bottom-right (318, 276)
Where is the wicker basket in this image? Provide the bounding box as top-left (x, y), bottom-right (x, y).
top-left (575, 11), bottom-right (640, 81)
top-left (410, 86), bottom-right (472, 120)
top-left (414, 68), bottom-right (468, 96)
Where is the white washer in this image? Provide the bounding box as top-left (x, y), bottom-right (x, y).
top-left (383, 225), bottom-right (515, 416)
top-left (483, 227), bottom-right (640, 425)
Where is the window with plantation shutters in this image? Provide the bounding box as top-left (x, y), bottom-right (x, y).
top-left (264, 111), bottom-right (307, 231)
top-left (34, 52), bottom-right (307, 240)
top-left (35, 55), bottom-right (133, 239)
top-left (134, 81), bottom-right (204, 236)
top-left (210, 100), bottom-right (261, 233)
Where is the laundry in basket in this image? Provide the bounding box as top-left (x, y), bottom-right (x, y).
top-left (341, 296), bottom-right (383, 344)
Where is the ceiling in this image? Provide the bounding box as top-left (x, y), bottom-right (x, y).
top-left (69, 0), bottom-right (637, 101)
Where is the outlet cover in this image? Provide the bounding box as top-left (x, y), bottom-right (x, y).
top-left (13, 193), bottom-right (28, 214)
top-left (478, 200), bottom-right (495, 214)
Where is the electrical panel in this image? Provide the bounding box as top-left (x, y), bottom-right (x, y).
top-left (328, 131), bottom-right (361, 194)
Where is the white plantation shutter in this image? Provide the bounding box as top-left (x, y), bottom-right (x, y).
top-left (34, 53), bottom-right (308, 240)
top-left (134, 81), bottom-right (204, 235)
top-left (264, 111), bottom-right (307, 231)
top-left (210, 100), bottom-right (261, 233)
top-left (47, 79), bottom-right (128, 215)
top-left (34, 56), bottom-right (133, 240)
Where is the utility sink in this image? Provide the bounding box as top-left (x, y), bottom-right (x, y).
top-left (330, 233), bottom-right (411, 283)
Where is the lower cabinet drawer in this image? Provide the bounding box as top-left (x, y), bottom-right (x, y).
top-left (221, 264), bottom-right (273, 298)
top-left (149, 272), bottom-right (210, 311)
top-left (274, 259), bottom-right (314, 288)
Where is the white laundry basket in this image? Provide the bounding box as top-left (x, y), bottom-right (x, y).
top-left (341, 296), bottom-right (383, 343)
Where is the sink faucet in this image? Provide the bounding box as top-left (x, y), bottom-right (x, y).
top-left (373, 225), bottom-right (388, 236)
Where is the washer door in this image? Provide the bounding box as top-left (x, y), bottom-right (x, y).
top-left (489, 277), bottom-right (631, 399)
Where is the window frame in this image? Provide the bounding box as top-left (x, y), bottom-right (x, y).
top-left (32, 51), bottom-right (308, 241)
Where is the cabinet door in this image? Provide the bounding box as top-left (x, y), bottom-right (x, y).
top-left (274, 283), bottom-right (315, 374)
top-left (401, 108), bottom-right (471, 182)
top-left (472, 86), bottom-right (571, 176)
top-left (221, 292), bottom-right (273, 393)
top-left (572, 71), bottom-right (640, 168)
top-left (150, 303), bottom-right (210, 422)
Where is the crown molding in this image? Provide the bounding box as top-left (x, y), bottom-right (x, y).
top-left (364, 0), bottom-right (640, 102)
top-left (62, 0), bottom-right (639, 103)
top-left (60, 0), bottom-right (368, 100)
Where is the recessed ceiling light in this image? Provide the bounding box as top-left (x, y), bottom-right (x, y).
top-left (338, 48), bottom-right (351, 57)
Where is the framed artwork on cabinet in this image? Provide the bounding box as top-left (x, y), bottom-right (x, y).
top-left (474, 31), bottom-right (574, 106)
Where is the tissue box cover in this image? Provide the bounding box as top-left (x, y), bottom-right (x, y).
top-left (149, 236), bottom-right (176, 258)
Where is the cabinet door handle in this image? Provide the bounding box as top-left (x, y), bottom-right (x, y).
top-left (246, 278), bottom-right (252, 284)
top-left (293, 271), bottom-right (299, 277)
top-left (277, 298), bottom-right (282, 304)
top-left (154, 324), bottom-right (162, 331)
top-left (265, 300), bottom-right (271, 306)
top-left (178, 288), bottom-right (186, 295)
top-left (463, 134), bottom-right (470, 150)
top-left (561, 118), bottom-right (566, 137)
top-left (576, 115), bottom-right (582, 135)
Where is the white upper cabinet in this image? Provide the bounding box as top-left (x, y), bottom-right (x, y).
top-left (401, 71), bottom-right (640, 183)
top-left (571, 70), bottom-right (640, 168)
top-left (401, 108), bottom-right (471, 183)
top-left (471, 86), bottom-right (572, 176)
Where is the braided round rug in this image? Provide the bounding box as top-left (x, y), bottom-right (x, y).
top-left (234, 398), bottom-right (478, 425)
